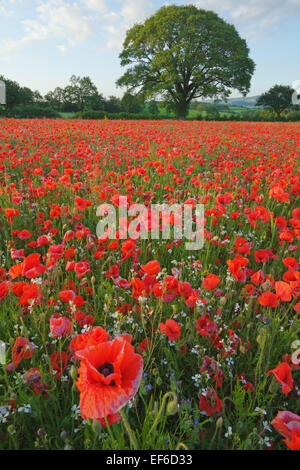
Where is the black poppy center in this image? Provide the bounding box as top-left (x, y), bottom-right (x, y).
top-left (97, 362), bottom-right (114, 377)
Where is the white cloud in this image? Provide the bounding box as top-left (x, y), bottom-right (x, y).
top-left (1, 0), bottom-right (92, 54)
top-left (0, 0), bottom-right (17, 16)
top-left (1, 0), bottom-right (300, 55)
top-left (100, 0), bottom-right (155, 49)
top-left (105, 0), bottom-right (300, 48)
top-left (193, 0), bottom-right (300, 32)
top-left (120, 0), bottom-right (154, 24)
top-left (82, 0), bottom-right (107, 13)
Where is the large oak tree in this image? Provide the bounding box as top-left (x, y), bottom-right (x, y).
top-left (116, 5), bottom-right (255, 118)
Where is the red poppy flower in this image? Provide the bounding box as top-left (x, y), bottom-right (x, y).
top-left (17, 230), bottom-right (32, 240)
top-left (137, 338), bottom-right (151, 354)
top-left (269, 184), bottom-right (289, 203)
top-left (24, 368), bottom-right (48, 396)
top-left (284, 428), bottom-right (300, 450)
top-left (121, 239), bottom-right (136, 260)
top-left (159, 319), bottom-right (181, 341)
top-left (141, 260), bottom-right (161, 275)
top-left (74, 196), bottom-right (92, 211)
top-left (271, 410), bottom-right (300, 440)
top-left (59, 290), bottom-right (76, 302)
top-left (50, 314), bottom-right (73, 338)
top-left (22, 253), bottom-right (47, 279)
top-left (4, 208), bottom-right (20, 224)
top-left (200, 356), bottom-right (224, 387)
top-left (258, 291), bottom-right (279, 308)
top-left (202, 274), bottom-right (220, 290)
top-left (199, 387), bottom-right (223, 416)
top-left (74, 261), bottom-right (90, 279)
top-left (69, 326), bottom-right (110, 354)
top-left (17, 283), bottom-right (42, 306)
top-left (0, 282), bottom-right (9, 301)
top-left (6, 337), bottom-right (35, 372)
top-left (275, 281), bottom-right (292, 302)
top-left (267, 362), bottom-right (294, 394)
top-left (75, 336), bottom-right (143, 422)
top-left (50, 351), bottom-right (68, 380)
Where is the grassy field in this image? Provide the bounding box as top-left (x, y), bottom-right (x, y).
top-left (57, 105), bottom-right (258, 120)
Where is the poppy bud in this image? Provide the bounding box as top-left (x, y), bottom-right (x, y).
top-left (256, 326), bottom-right (268, 347)
top-left (166, 395), bottom-right (178, 416)
top-left (216, 417), bottom-right (223, 429)
top-left (220, 296), bottom-right (227, 306)
top-left (64, 443), bottom-right (74, 450)
top-left (8, 424), bottom-right (16, 435)
top-left (103, 304), bottom-right (109, 313)
top-left (69, 365), bottom-right (77, 381)
top-left (92, 419), bottom-right (102, 435)
top-left (269, 376), bottom-right (280, 393)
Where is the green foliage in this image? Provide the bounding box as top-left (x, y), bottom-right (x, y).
top-left (0, 75), bottom-right (41, 110)
top-left (44, 87), bottom-right (66, 112)
top-left (285, 110), bottom-right (300, 121)
top-left (121, 92), bottom-right (143, 114)
top-left (104, 95), bottom-right (123, 114)
top-left (78, 110), bottom-right (168, 120)
top-left (116, 5), bottom-right (255, 118)
top-left (4, 104), bottom-right (59, 118)
top-left (256, 85), bottom-right (295, 117)
top-left (147, 100), bottom-right (159, 115)
top-left (58, 75), bottom-right (105, 112)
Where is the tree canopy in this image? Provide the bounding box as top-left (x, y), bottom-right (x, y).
top-left (0, 75), bottom-right (41, 109)
top-left (256, 85), bottom-right (295, 117)
top-left (116, 5), bottom-right (255, 118)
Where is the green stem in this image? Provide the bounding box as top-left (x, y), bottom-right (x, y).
top-left (148, 391), bottom-right (176, 436)
top-left (119, 408), bottom-right (138, 450)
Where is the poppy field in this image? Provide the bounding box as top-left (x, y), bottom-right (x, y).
top-left (0, 118), bottom-right (299, 451)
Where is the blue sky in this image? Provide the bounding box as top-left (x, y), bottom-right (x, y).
top-left (0, 0), bottom-right (300, 98)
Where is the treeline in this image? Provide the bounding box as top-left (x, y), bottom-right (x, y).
top-left (193, 110), bottom-right (300, 122)
top-left (189, 101), bottom-right (300, 122)
top-left (0, 74), bottom-right (299, 121)
top-left (0, 74), bottom-right (161, 119)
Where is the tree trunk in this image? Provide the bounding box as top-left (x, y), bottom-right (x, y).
top-left (174, 98), bottom-right (189, 119)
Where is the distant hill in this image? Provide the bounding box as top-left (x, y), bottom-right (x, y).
top-left (225, 96), bottom-right (259, 107)
top-left (202, 96), bottom-right (259, 107)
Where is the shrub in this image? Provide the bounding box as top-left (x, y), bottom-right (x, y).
top-left (4, 104), bottom-right (59, 118)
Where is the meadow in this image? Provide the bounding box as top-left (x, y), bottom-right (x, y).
top-left (0, 118), bottom-right (299, 450)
